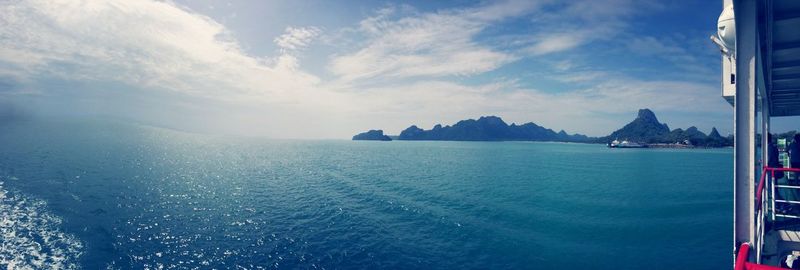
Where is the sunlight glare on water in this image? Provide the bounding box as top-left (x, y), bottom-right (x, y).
top-left (0, 120), bottom-right (732, 269)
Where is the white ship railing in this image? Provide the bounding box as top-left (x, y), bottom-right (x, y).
top-left (770, 167), bottom-right (800, 221)
top-left (755, 167), bottom-right (769, 263)
top-left (751, 166), bottom-right (800, 266)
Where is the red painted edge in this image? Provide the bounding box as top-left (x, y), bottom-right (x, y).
top-left (734, 243), bottom-right (791, 270)
top-left (735, 243), bottom-right (750, 270)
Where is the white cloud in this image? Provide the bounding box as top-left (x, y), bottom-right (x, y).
top-left (553, 71), bottom-right (609, 83)
top-left (527, 33), bottom-right (585, 55)
top-left (274, 26), bottom-right (321, 51)
top-left (626, 35), bottom-right (717, 77)
top-left (0, 0), bottom-right (319, 102)
top-left (522, 0), bottom-right (660, 56)
top-left (0, 0), bottom-right (727, 138)
top-left (328, 1), bottom-right (545, 83)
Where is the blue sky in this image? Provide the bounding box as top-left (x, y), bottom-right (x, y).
top-left (0, 0), bottom-right (753, 138)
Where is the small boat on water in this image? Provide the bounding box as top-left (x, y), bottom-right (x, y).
top-left (608, 139), bottom-right (648, 148)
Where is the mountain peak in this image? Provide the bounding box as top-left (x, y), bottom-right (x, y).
top-left (477, 116), bottom-right (506, 125)
top-left (633, 108), bottom-right (669, 130)
top-left (606, 108), bottom-right (670, 142)
top-left (637, 109), bottom-right (658, 122)
top-left (709, 127), bottom-right (722, 138)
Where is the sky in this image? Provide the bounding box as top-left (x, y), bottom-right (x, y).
top-left (0, 0), bottom-right (761, 139)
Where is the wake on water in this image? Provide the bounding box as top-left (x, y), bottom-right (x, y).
top-left (0, 177), bottom-right (83, 269)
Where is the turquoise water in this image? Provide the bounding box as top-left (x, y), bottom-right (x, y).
top-left (0, 120), bottom-right (732, 269)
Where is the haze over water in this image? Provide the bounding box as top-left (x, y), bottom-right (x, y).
top-left (0, 120), bottom-right (731, 269)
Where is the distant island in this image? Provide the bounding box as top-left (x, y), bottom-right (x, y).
top-left (353, 108), bottom-right (735, 148)
top-left (352, 130), bottom-right (392, 141)
top-left (597, 109), bottom-right (733, 148)
top-left (396, 116), bottom-right (591, 142)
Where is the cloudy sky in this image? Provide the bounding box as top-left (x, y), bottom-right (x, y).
top-left (0, 0), bottom-right (741, 138)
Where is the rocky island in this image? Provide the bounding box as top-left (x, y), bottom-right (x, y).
top-left (352, 108), bottom-right (734, 148)
top-left (352, 130), bottom-right (392, 141)
top-left (354, 116), bottom-right (588, 142)
top-left (397, 116), bottom-right (589, 142)
top-left (598, 109), bottom-right (732, 147)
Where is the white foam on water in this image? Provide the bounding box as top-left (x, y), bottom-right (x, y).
top-left (0, 180), bottom-right (83, 269)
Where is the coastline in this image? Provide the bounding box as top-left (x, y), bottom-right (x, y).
top-left (356, 139), bottom-right (733, 149)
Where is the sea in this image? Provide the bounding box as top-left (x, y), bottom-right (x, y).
top-left (0, 119), bottom-right (732, 269)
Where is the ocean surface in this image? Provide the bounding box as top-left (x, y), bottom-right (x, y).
top-left (0, 119), bottom-right (732, 269)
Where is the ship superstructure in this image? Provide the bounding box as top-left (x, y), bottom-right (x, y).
top-left (719, 0), bottom-right (800, 269)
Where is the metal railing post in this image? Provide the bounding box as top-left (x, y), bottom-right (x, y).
top-left (771, 169), bottom-right (776, 221)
